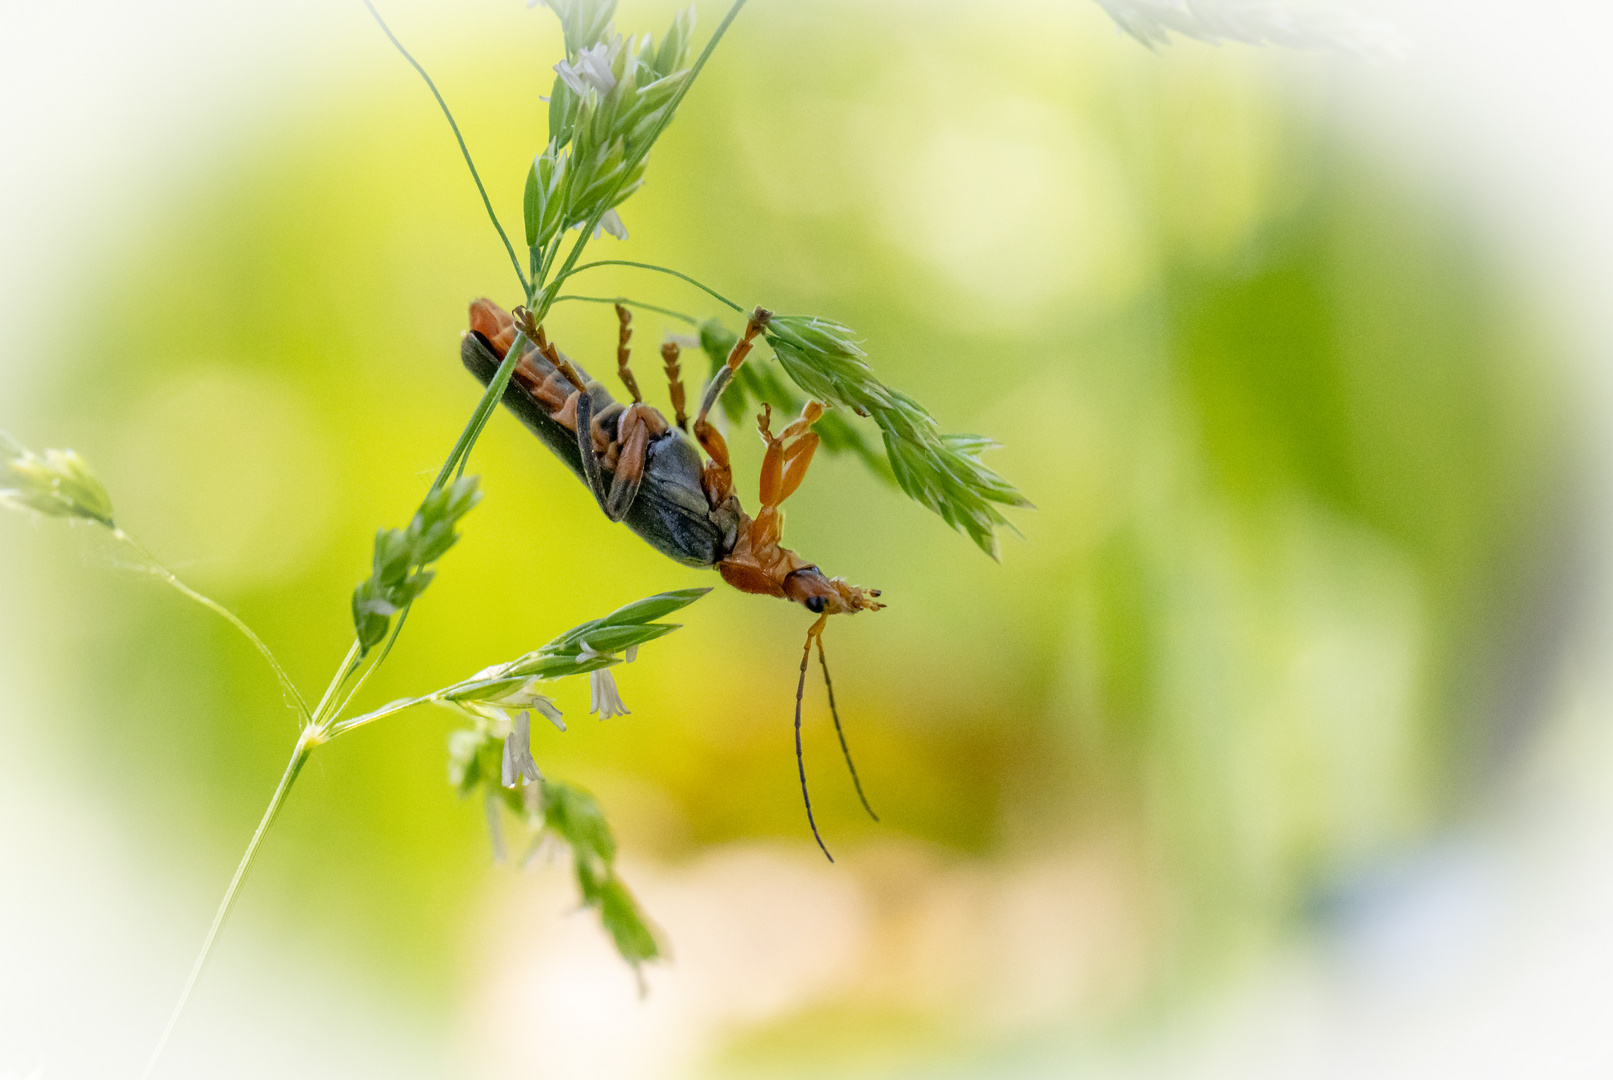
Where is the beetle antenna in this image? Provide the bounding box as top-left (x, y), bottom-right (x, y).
top-left (815, 634), bottom-right (879, 822)
top-left (796, 621), bottom-right (834, 862)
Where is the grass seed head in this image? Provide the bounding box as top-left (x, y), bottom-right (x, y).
top-left (0, 434), bottom-right (115, 527)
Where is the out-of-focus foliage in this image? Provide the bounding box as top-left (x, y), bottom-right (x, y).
top-left (1093, 0), bottom-right (1409, 61)
top-left (0, 0), bottom-right (1574, 1071)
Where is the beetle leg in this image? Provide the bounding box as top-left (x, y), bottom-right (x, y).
top-left (614, 303), bottom-right (644, 404)
top-left (692, 307), bottom-right (773, 510)
top-left (573, 390), bottom-right (612, 517)
top-left (694, 415), bottom-right (735, 509)
top-left (661, 339), bottom-right (688, 432)
top-left (779, 439), bottom-right (820, 507)
top-left (575, 392), bottom-right (657, 523)
top-left (533, 325), bottom-right (587, 392)
top-left (778, 401), bottom-right (826, 442)
top-left (695, 306), bottom-right (772, 428)
top-left (603, 405), bottom-right (663, 520)
top-left (758, 402), bottom-right (823, 511)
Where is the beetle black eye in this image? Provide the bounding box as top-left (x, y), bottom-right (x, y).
top-left (804, 596), bottom-right (826, 614)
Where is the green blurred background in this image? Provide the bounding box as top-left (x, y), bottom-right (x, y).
top-left (0, 0), bottom-right (1576, 1075)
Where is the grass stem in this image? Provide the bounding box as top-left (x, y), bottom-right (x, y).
top-left (362, 0), bottom-right (530, 299)
top-left (552, 261), bottom-right (745, 313)
top-left (436, 329), bottom-right (531, 486)
top-left (138, 736), bottom-right (315, 1080)
top-left (553, 293), bottom-right (700, 324)
top-left (309, 639), bottom-right (363, 730)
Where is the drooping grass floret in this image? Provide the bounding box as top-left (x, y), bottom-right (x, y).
top-left (0, 430), bottom-right (115, 526)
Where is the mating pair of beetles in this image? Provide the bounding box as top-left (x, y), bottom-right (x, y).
top-left (462, 298), bottom-right (881, 859)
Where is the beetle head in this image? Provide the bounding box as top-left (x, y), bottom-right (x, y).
top-left (782, 566), bottom-right (884, 616)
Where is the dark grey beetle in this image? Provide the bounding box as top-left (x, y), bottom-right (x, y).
top-left (461, 326), bottom-right (742, 569)
top-left (459, 297), bottom-right (885, 862)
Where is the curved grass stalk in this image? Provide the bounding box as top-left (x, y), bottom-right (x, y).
top-left (112, 528), bottom-right (310, 724)
top-left (326, 693), bottom-right (435, 738)
top-left (554, 294), bottom-right (700, 324)
top-left (362, 0), bottom-right (530, 299)
top-left (551, 260), bottom-right (746, 314)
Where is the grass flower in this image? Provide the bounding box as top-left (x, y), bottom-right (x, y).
top-left (543, 0), bottom-right (620, 57)
top-left (570, 206), bottom-right (629, 240)
top-left (324, 587), bottom-right (705, 977)
top-left (755, 315), bottom-right (1032, 557)
top-left (556, 37), bottom-right (622, 96)
top-left (523, 2), bottom-right (698, 261)
top-left (1, 432), bottom-right (115, 526)
top-left (501, 711), bottom-right (544, 787)
top-left (2, 431), bottom-right (312, 722)
top-left (698, 319), bottom-right (891, 477)
top-left (424, 588), bottom-right (695, 971)
top-left (590, 669), bottom-right (631, 718)
top-left (480, 672), bottom-right (567, 723)
top-left (445, 672), bottom-right (563, 788)
top-left (579, 639), bottom-right (632, 718)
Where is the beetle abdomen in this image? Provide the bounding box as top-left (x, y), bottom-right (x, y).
top-left (460, 330), bottom-right (734, 569)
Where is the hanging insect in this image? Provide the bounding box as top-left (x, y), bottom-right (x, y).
top-left (461, 297), bottom-right (882, 860)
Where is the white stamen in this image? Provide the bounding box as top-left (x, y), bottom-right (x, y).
top-left (552, 61), bottom-right (589, 97)
top-left (599, 209), bottom-right (628, 240)
top-left (569, 209), bottom-right (630, 241)
top-left (589, 667), bottom-right (631, 719)
top-left (574, 41), bottom-right (619, 93)
top-left (501, 711), bottom-right (543, 787)
top-left (578, 638), bottom-right (630, 718)
top-left (533, 695), bottom-right (567, 731)
top-left (554, 38), bottom-right (621, 98)
top-left (487, 678), bottom-right (562, 720)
